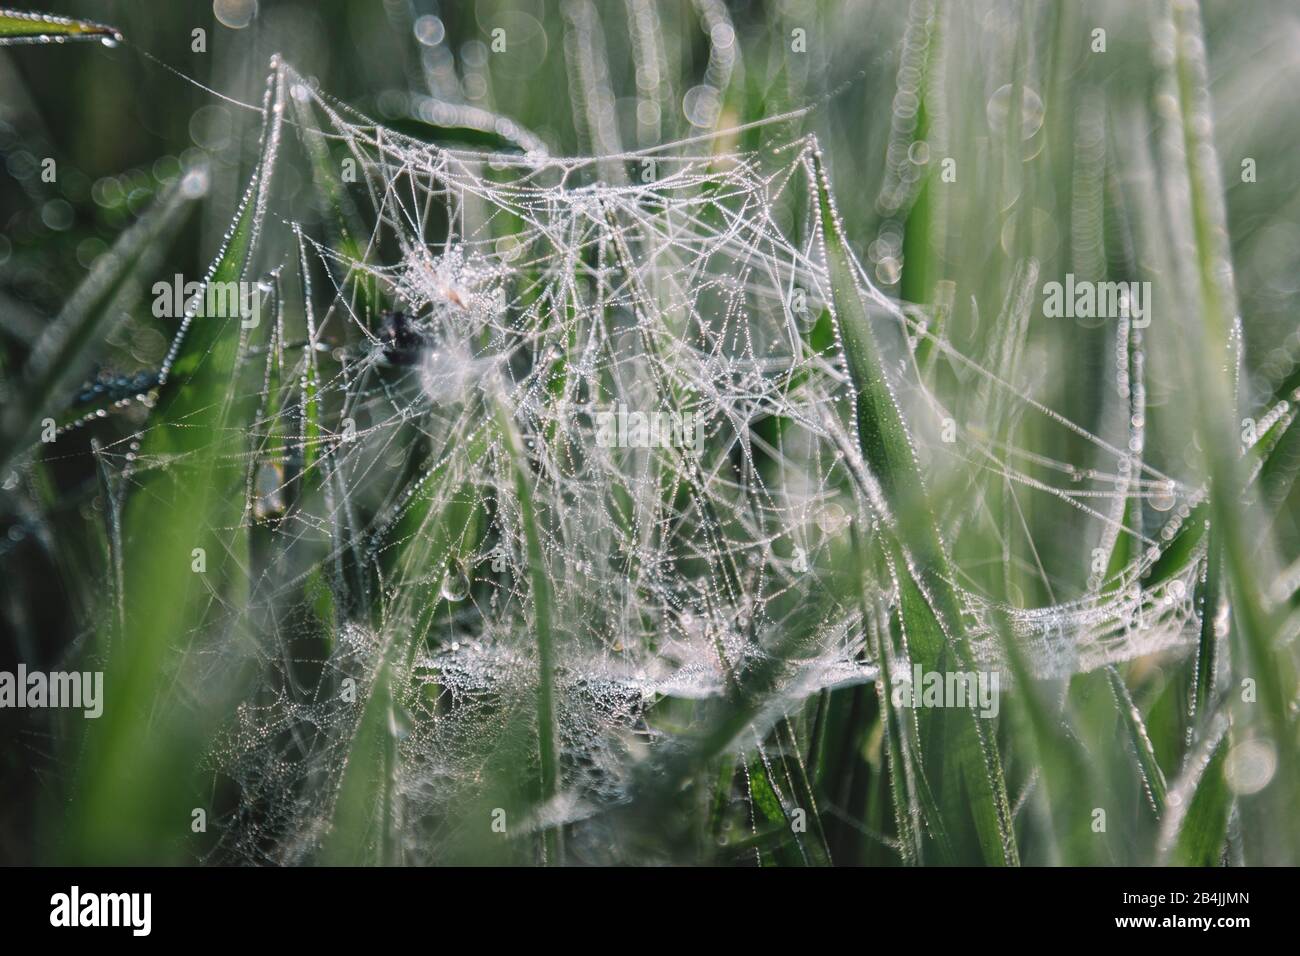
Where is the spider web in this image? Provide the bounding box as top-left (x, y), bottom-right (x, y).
top-left (88, 61), bottom-right (1210, 864)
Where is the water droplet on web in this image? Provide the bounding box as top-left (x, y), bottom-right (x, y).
top-left (440, 560), bottom-right (470, 602)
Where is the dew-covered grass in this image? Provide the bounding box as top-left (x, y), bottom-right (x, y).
top-left (0, 0), bottom-right (1298, 866)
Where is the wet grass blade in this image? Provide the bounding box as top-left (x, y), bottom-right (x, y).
top-left (0, 8), bottom-right (121, 45)
top-left (1157, 714), bottom-right (1231, 865)
top-left (810, 146), bottom-right (1017, 865)
top-left (0, 175), bottom-right (197, 476)
top-left (1106, 666), bottom-right (1168, 815)
top-left (67, 70), bottom-right (285, 862)
top-left (493, 391), bottom-right (562, 865)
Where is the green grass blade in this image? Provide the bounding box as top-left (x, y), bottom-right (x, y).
top-left (1157, 714), bottom-right (1231, 866)
top-left (1106, 666), bottom-right (1168, 815)
top-left (0, 8), bottom-right (121, 45)
top-left (492, 391), bottom-right (561, 864)
top-left (0, 175), bottom-right (197, 475)
top-left (67, 69), bottom-right (285, 863)
top-left (810, 146), bottom-right (1017, 865)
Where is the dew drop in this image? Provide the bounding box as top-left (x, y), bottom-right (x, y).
top-left (440, 560), bottom-right (470, 602)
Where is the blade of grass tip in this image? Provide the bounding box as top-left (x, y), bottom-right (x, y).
top-left (492, 389), bottom-right (562, 865)
top-left (809, 144), bottom-right (1017, 865)
top-left (1157, 711), bottom-right (1231, 865)
top-left (895, 0), bottom-right (942, 310)
top-left (0, 171), bottom-right (199, 476)
top-left (1105, 666), bottom-right (1168, 815)
top-left (0, 9), bottom-right (122, 45)
top-left (1098, 304), bottom-right (1147, 597)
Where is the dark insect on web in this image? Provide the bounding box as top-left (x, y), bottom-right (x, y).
top-left (378, 309), bottom-right (428, 366)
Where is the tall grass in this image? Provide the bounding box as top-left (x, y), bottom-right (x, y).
top-left (0, 0), bottom-right (1297, 866)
